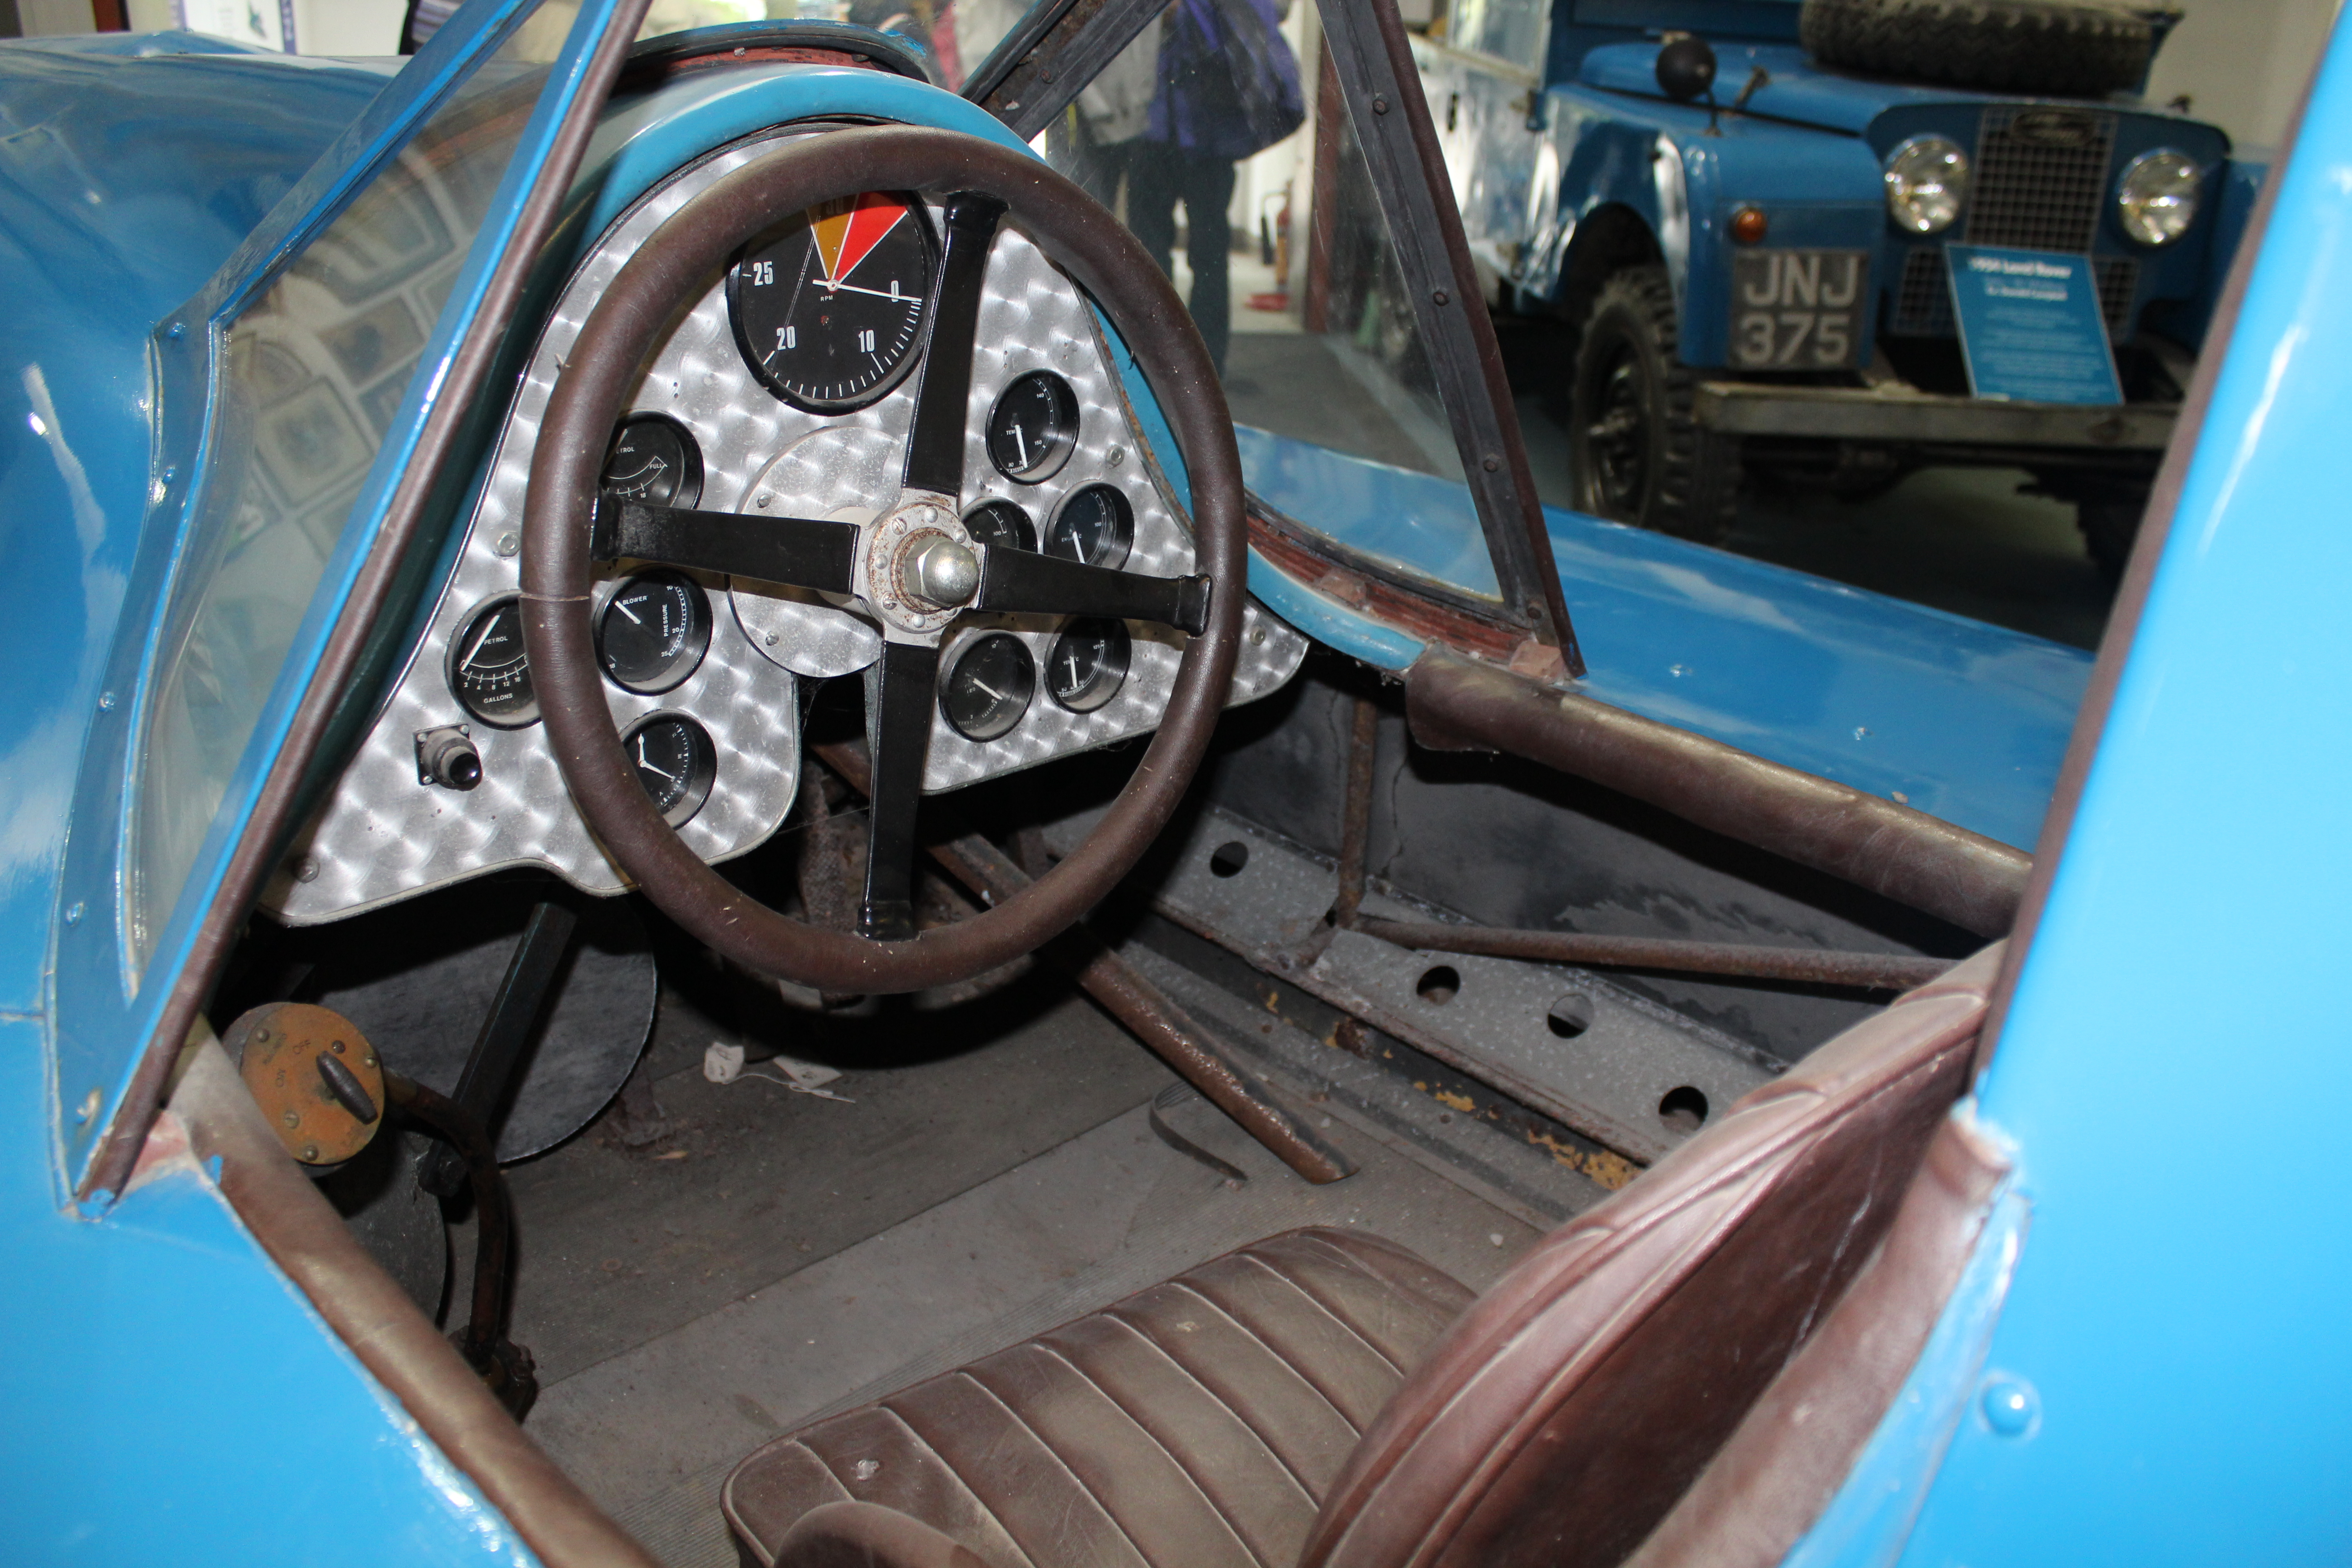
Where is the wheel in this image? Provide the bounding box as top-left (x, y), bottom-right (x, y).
top-left (1568, 265), bottom-right (1740, 543)
top-left (1800, 0), bottom-right (2154, 97)
top-left (520, 127), bottom-right (1246, 996)
top-left (2078, 494), bottom-right (2145, 583)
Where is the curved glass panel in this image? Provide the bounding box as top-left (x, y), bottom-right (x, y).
top-left (126, 15), bottom-right (557, 976)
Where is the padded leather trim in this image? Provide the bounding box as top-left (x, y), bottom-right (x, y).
top-left (1621, 1113), bottom-right (2012, 1568)
top-left (1300, 944), bottom-right (2004, 1568)
top-left (723, 1229), bottom-right (1475, 1568)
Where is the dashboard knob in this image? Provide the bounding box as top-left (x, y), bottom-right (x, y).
top-left (417, 725), bottom-right (483, 790)
top-left (902, 534), bottom-right (980, 608)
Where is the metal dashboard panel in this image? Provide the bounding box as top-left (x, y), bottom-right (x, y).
top-left (265, 129), bottom-right (1305, 925)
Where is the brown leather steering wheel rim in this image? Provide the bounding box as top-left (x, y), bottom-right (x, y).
top-left (520, 126), bottom-right (1245, 993)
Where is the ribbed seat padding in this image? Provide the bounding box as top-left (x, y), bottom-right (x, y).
top-left (722, 1230), bottom-right (1477, 1568)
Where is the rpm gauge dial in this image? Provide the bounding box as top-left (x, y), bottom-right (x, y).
top-left (730, 191), bottom-right (936, 413)
top-left (447, 595), bottom-right (537, 728)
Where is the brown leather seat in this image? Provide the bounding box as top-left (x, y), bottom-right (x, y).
top-left (723, 945), bottom-right (2001, 1568)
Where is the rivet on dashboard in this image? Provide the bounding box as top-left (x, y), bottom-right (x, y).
top-left (64, 902), bottom-right (83, 925)
top-left (76, 1088), bottom-right (99, 1124)
top-left (1107, 446), bottom-right (1125, 468)
top-left (494, 532), bottom-right (520, 558)
top-left (98, 691), bottom-right (116, 711)
top-left (294, 858), bottom-right (320, 883)
top-left (755, 493), bottom-right (772, 508)
top-left (764, 632), bottom-right (779, 646)
top-left (282, 1110), bottom-right (301, 1129)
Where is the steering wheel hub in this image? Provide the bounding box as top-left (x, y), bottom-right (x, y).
top-left (862, 498), bottom-right (972, 634)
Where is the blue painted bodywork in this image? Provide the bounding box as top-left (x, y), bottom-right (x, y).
top-left (1240, 427), bottom-right (2087, 850)
top-left (1821, 12), bottom-right (2352, 1561)
top-left (1419, 5), bottom-right (2241, 377)
top-left (10, 0), bottom-right (2293, 1558)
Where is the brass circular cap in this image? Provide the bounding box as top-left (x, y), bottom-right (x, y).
top-left (224, 1002), bottom-right (386, 1167)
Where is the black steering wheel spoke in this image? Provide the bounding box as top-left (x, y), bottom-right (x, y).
top-left (902, 192), bottom-right (1007, 499)
top-left (976, 548), bottom-right (1213, 636)
top-left (858, 639), bottom-right (942, 941)
top-left (591, 495), bottom-right (858, 593)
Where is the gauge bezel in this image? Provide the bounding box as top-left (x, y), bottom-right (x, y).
top-left (1047, 483), bottom-right (1135, 569)
top-left (1046, 617), bottom-right (1132, 714)
top-left (599, 413), bottom-right (705, 509)
top-left (594, 569), bottom-right (713, 695)
top-left (963, 499), bottom-right (1038, 553)
top-left (726, 192), bottom-right (940, 415)
top-left (986, 369), bottom-right (1082, 485)
top-left (445, 592), bottom-right (540, 729)
top-left (939, 631), bottom-right (1038, 741)
top-left (619, 710), bottom-right (718, 828)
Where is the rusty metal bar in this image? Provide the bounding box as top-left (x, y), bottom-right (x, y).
top-left (1332, 695), bottom-right (1379, 930)
top-left (1354, 917), bottom-right (1956, 992)
top-left (1404, 647), bottom-right (2031, 939)
top-left (813, 742), bottom-right (1355, 1185)
top-left (167, 1039), bottom-right (660, 1568)
top-left (385, 1070), bottom-right (537, 1420)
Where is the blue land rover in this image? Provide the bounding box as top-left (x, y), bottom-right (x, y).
top-left (1416, 0), bottom-right (2253, 571)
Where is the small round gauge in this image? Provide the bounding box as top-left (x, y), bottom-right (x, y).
top-left (446, 595), bottom-right (537, 727)
top-left (1046, 484), bottom-right (1134, 569)
top-left (597, 571), bottom-right (711, 694)
top-left (939, 632), bottom-right (1037, 741)
top-left (987, 371), bottom-right (1080, 483)
top-left (964, 500), bottom-right (1036, 553)
top-left (1046, 618), bottom-right (1131, 713)
top-left (600, 415), bottom-right (703, 508)
top-left (621, 713), bottom-right (716, 827)
top-left (730, 191), bottom-right (936, 413)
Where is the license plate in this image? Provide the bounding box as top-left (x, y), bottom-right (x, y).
top-left (1728, 250), bottom-right (1868, 369)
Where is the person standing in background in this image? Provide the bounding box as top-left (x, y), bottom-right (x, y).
top-left (1126, 0), bottom-right (1302, 376)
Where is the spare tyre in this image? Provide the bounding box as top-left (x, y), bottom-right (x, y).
top-left (1800, 0), bottom-right (2154, 98)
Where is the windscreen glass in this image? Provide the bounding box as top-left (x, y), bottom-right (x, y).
top-left (126, 11), bottom-right (560, 978)
top-left (1029, 0), bottom-right (1480, 558)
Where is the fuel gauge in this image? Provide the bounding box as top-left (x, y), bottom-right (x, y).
top-left (446, 595), bottom-right (537, 727)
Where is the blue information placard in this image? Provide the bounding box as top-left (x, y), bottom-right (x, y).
top-left (1945, 244), bottom-right (2122, 405)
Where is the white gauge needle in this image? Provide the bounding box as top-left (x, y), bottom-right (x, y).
top-left (613, 597), bottom-right (644, 626)
top-left (1013, 424), bottom-right (1030, 469)
top-left (1063, 650), bottom-right (1083, 686)
top-left (820, 278), bottom-right (917, 303)
top-left (636, 735), bottom-right (679, 783)
top-left (461, 618), bottom-right (501, 668)
top-left (971, 678), bottom-right (1008, 703)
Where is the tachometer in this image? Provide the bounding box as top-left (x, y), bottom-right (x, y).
top-left (447, 595), bottom-right (537, 727)
top-left (729, 191), bottom-right (936, 413)
top-left (1046, 619), bottom-right (1130, 713)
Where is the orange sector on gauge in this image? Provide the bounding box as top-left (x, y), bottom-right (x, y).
top-left (811, 192), bottom-right (910, 283)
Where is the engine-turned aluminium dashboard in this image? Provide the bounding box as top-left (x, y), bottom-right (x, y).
top-left (264, 128), bottom-right (1307, 925)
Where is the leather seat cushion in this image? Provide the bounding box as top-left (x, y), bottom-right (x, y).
top-left (724, 1228), bottom-right (1476, 1568)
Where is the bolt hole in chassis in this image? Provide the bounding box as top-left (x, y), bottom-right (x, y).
top-left (23, 0), bottom-right (2310, 1562)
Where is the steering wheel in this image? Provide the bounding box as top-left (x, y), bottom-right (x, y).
top-left (520, 127), bottom-right (1246, 995)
